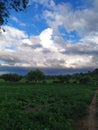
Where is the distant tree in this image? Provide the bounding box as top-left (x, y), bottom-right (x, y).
top-left (2, 73), bottom-right (21, 82)
top-left (0, 0), bottom-right (29, 27)
top-left (79, 76), bottom-right (91, 84)
top-left (90, 68), bottom-right (98, 84)
top-left (57, 75), bottom-right (70, 83)
top-left (26, 69), bottom-right (45, 83)
top-left (93, 68), bottom-right (98, 75)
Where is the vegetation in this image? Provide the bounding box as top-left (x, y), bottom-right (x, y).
top-left (0, 68), bottom-right (97, 129)
top-left (0, 83), bottom-right (97, 130)
top-left (26, 69), bottom-right (45, 83)
top-left (1, 73), bottom-right (21, 82)
top-left (0, 68), bottom-right (98, 84)
top-left (47, 69), bottom-right (98, 84)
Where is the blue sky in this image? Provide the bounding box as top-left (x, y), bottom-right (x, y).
top-left (0, 0), bottom-right (98, 75)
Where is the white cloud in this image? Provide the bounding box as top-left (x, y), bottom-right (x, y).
top-left (0, 25), bottom-right (98, 69)
top-left (22, 39), bottom-right (32, 45)
top-left (39, 28), bottom-right (53, 48)
top-left (4, 26), bottom-right (27, 40)
top-left (11, 16), bottom-right (19, 23)
top-left (29, 0), bottom-right (55, 8)
top-left (43, 0), bottom-right (98, 37)
top-left (0, 0), bottom-right (98, 70)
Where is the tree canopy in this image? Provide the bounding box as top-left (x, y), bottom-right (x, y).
top-left (0, 0), bottom-right (29, 26)
top-left (1, 73), bottom-right (21, 82)
top-left (26, 69), bottom-right (45, 82)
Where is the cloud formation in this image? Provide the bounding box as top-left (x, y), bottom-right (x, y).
top-left (0, 0), bottom-right (98, 70)
top-left (43, 1), bottom-right (98, 36)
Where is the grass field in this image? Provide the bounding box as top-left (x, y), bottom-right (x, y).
top-left (0, 82), bottom-right (97, 130)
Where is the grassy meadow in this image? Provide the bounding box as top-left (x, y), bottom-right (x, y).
top-left (0, 82), bottom-right (97, 130)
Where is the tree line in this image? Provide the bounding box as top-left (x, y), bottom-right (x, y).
top-left (0, 69), bottom-right (45, 83)
top-left (0, 68), bottom-right (98, 84)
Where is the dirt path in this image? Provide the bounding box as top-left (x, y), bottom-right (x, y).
top-left (88, 90), bottom-right (98, 130)
top-left (77, 90), bottom-right (98, 130)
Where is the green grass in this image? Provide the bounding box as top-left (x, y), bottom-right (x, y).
top-left (0, 82), bottom-right (97, 130)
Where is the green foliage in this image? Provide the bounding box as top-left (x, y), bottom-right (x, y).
top-left (45, 68), bottom-right (98, 84)
top-left (0, 68), bottom-right (98, 84)
top-left (79, 76), bottom-right (92, 84)
top-left (26, 69), bottom-right (45, 82)
top-left (57, 75), bottom-right (70, 83)
top-left (93, 68), bottom-right (98, 74)
top-left (1, 73), bottom-right (21, 82)
top-left (0, 83), bottom-right (96, 130)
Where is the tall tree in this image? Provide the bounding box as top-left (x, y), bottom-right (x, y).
top-left (0, 0), bottom-right (29, 27)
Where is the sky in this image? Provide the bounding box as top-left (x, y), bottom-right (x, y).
top-left (0, 0), bottom-right (98, 75)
